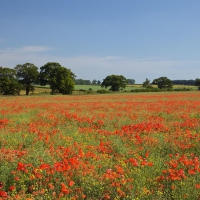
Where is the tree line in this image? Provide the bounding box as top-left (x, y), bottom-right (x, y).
top-left (101, 76), bottom-right (200, 91)
top-left (143, 77), bottom-right (200, 90)
top-left (0, 62), bottom-right (200, 95)
top-left (75, 79), bottom-right (101, 85)
top-left (74, 79), bottom-right (135, 85)
top-left (171, 79), bottom-right (196, 85)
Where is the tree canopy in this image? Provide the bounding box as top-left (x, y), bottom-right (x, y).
top-left (0, 67), bottom-right (22, 95)
top-left (172, 79), bottom-right (195, 85)
top-left (127, 79), bottom-right (135, 84)
top-left (92, 79), bottom-right (97, 85)
top-left (142, 78), bottom-right (152, 88)
top-left (152, 77), bottom-right (173, 89)
top-left (40, 62), bottom-right (76, 94)
top-left (101, 75), bottom-right (127, 91)
top-left (195, 78), bottom-right (200, 90)
top-left (15, 63), bottom-right (39, 95)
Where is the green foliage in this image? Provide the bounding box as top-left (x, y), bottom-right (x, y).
top-left (127, 79), bottom-right (135, 84)
top-left (172, 79), bottom-right (196, 85)
top-left (87, 88), bottom-right (94, 94)
top-left (195, 78), bottom-right (200, 90)
top-left (0, 67), bottom-right (22, 95)
top-left (97, 89), bottom-right (110, 94)
top-left (92, 79), bottom-right (97, 85)
top-left (97, 80), bottom-right (101, 85)
top-left (142, 78), bottom-right (153, 89)
top-left (101, 75), bottom-right (127, 91)
top-left (75, 79), bottom-right (91, 85)
top-left (40, 62), bottom-right (76, 95)
top-left (131, 88), bottom-right (191, 93)
top-left (15, 63), bottom-right (39, 95)
top-left (152, 77), bottom-right (173, 89)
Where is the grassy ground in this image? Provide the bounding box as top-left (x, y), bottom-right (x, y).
top-left (19, 84), bottom-right (198, 95)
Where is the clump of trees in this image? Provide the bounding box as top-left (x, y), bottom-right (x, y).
top-left (172, 79), bottom-right (196, 85)
top-left (142, 78), bottom-right (153, 89)
top-left (0, 62), bottom-right (76, 95)
top-left (75, 79), bottom-right (101, 85)
top-left (40, 62), bottom-right (75, 94)
top-left (127, 79), bottom-right (135, 84)
top-left (152, 77), bottom-right (173, 89)
top-left (0, 67), bottom-right (22, 95)
top-left (101, 75), bottom-right (127, 91)
top-left (92, 79), bottom-right (101, 85)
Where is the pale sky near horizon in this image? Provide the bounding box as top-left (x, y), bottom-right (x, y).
top-left (0, 0), bottom-right (200, 83)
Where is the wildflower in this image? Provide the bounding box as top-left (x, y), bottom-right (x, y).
top-left (39, 163), bottom-right (50, 170)
top-left (188, 169), bottom-right (196, 175)
top-left (48, 183), bottom-right (55, 190)
top-left (8, 185), bottom-right (16, 191)
top-left (195, 184), bottom-right (200, 189)
top-left (60, 183), bottom-right (70, 195)
top-left (129, 158), bottom-right (138, 166)
top-left (82, 194), bottom-right (87, 198)
top-left (69, 180), bottom-right (75, 187)
top-left (104, 194), bottom-right (111, 199)
top-left (17, 162), bottom-right (27, 172)
top-left (0, 190), bottom-right (7, 197)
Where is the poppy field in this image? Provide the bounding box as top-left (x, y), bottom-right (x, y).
top-left (0, 92), bottom-right (200, 199)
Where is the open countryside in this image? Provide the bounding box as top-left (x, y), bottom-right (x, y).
top-left (1, 1), bottom-right (200, 199)
top-left (18, 84), bottom-right (198, 95)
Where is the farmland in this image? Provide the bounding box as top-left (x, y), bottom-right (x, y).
top-left (0, 92), bottom-right (200, 199)
top-left (19, 84), bottom-right (198, 95)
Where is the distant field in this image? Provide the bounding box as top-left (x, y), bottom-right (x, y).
top-left (20, 87), bottom-right (51, 95)
top-left (74, 84), bottom-right (143, 91)
top-left (19, 84), bottom-right (198, 95)
top-left (74, 84), bottom-right (105, 91)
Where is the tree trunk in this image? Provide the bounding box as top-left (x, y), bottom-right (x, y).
top-left (26, 87), bottom-right (29, 95)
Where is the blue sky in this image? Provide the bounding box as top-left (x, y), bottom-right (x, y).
top-left (0, 0), bottom-right (200, 83)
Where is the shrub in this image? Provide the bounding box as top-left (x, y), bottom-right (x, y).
top-left (79, 89), bottom-right (86, 92)
top-left (97, 89), bottom-right (109, 94)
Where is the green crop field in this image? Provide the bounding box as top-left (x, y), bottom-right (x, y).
top-left (19, 84), bottom-right (198, 95)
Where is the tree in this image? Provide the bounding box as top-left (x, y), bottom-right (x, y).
top-left (97, 80), bottom-right (101, 85)
top-left (127, 79), bottom-right (135, 84)
top-left (75, 79), bottom-right (86, 85)
top-left (195, 78), bottom-right (200, 90)
top-left (85, 80), bottom-right (91, 85)
top-left (40, 62), bottom-right (76, 94)
top-left (15, 63), bottom-right (39, 95)
top-left (152, 77), bottom-right (173, 89)
top-left (101, 75), bottom-right (127, 91)
top-left (142, 78), bottom-right (152, 88)
top-left (58, 67), bottom-right (76, 94)
top-left (0, 67), bottom-right (22, 95)
top-left (92, 79), bottom-right (97, 85)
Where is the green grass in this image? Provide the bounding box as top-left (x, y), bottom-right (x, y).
top-left (19, 84), bottom-right (198, 95)
top-left (74, 84), bottom-right (105, 91)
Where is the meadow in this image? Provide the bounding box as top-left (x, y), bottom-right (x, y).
top-left (0, 92), bottom-right (200, 199)
top-left (20, 84), bottom-right (198, 95)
